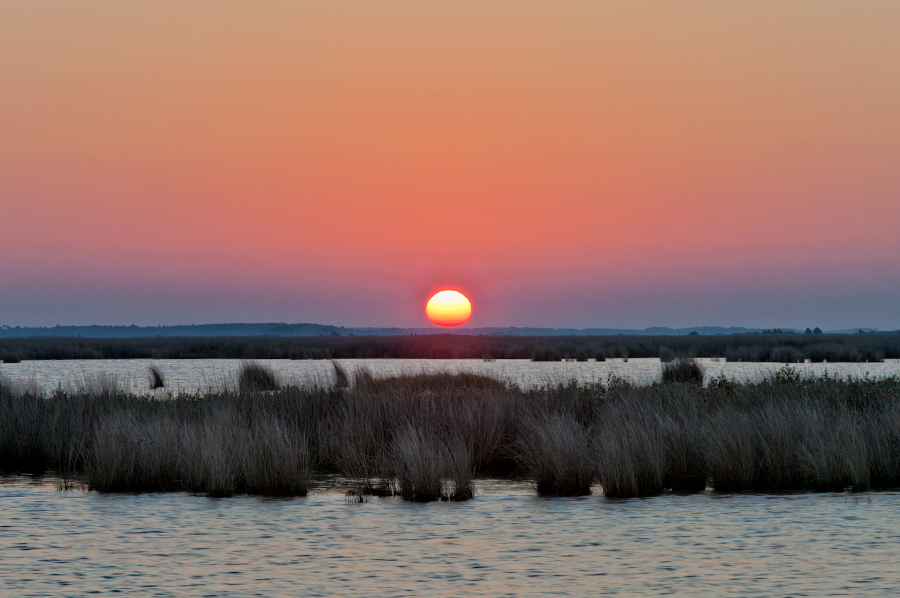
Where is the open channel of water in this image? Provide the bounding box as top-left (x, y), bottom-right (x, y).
top-left (1, 476), bottom-right (898, 597)
top-left (3, 358), bottom-right (900, 395)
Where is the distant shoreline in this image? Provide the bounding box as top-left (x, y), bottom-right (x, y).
top-left (2, 333), bottom-right (899, 363)
top-left (1, 323), bottom-right (894, 339)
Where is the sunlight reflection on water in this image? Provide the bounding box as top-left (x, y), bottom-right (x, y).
top-left (1, 477), bottom-right (898, 597)
top-left (2, 357), bottom-right (900, 395)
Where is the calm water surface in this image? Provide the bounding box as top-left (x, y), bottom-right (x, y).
top-left (1, 477), bottom-right (898, 597)
top-left (3, 358), bottom-right (900, 395)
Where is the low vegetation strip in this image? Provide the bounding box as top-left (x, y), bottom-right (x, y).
top-left (2, 364), bottom-right (900, 501)
top-left (1, 332), bottom-right (899, 362)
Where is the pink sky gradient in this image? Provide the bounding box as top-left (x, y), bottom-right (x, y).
top-left (2, 1), bottom-right (899, 329)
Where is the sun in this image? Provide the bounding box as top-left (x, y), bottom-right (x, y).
top-left (426, 290), bottom-right (472, 327)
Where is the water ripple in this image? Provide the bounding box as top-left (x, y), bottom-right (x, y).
top-left (1, 478), bottom-right (899, 596)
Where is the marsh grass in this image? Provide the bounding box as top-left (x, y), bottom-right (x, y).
top-left (238, 362), bottom-right (279, 393)
top-left (596, 392), bottom-right (667, 498)
top-left (661, 358), bottom-right (704, 384)
top-left (3, 367), bottom-right (900, 500)
top-left (4, 332), bottom-right (900, 362)
top-left (331, 361), bottom-right (350, 389)
top-left (148, 366), bottom-right (165, 390)
top-left (518, 413), bottom-right (593, 496)
top-left (443, 438), bottom-right (476, 501)
top-left (391, 425), bottom-right (447, 502)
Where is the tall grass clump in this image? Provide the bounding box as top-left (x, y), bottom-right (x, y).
top-left (179, 411), bottom-right (239, 497)
top-left (657, 390), bottom-right (708, 493)
top-left (331, 360), bottom-right (350, 389)
top-left (86, 412), bottom-right (181, 492)
top-left (658, 347), bottom-right (675, 363)
top-left (661, 358), bottom-right (703, 384)
top-left (518, 413), bottom-right (593, 496)
top-left (85, 408), bottom-right (312, 497)
top-left (701, 370), bottom-right (900, 492)
top-left (442, 438), bottom-right (476, 501)
top-left (148, 366), bottom-right (165, 390)
top-left (703, 409), bottom-right (756, 492)
top-left (596, 391), bottom-right (666, 498)
top-left (391, 425), bottom-right (447, 502)
top-left (0, 375), bottom-right (49, 472)
top-left (239, 420), bottom-right (311, 497)
top-left (238, 362), bottom-right (279, 393)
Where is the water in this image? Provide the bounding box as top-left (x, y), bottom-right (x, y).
top-left (2, 477), bottom-right (899, 597)
top-left (2, 358), bottom-right (900, 395)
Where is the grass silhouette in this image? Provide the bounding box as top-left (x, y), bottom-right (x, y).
top-left (2, 368), bottom-right (900, 500)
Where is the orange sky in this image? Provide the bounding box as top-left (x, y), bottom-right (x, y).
top-left (2, 1), bottom-right (899, 328)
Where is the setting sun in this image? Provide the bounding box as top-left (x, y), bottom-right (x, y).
top-left (426, 290), bottom-right (472, 327)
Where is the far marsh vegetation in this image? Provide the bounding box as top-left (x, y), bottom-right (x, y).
top-left (2, 332), bottom-right (900, 363)
top-left (2, 361), bottom-right (900, 501)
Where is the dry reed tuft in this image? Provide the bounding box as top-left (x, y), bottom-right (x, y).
top-left (704, 410), bottom-right (756, 491)
top-left (148, 366), bottom-right (165, 390)
top-left (518, 413), bottom-right (593, 496)
top-left (661, 358), bottom-right (704, 384)
top-left (443, 438), bottom-right (475, 501)
top-left (238, 362), bottom-right (279, 393)
top-left (332, 361), bottom-right (350, 389)
top-left (391, 425), bottom-right (447, 502)
top-left (239, 420), bottom-right (310, 497)
top-left (597, 392), bottom-right (666, 498)
top-left (87, 412), bottom-right (181, 492)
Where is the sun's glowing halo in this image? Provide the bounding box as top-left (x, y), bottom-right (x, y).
top-left (426, 290), bottom-right (472, 327)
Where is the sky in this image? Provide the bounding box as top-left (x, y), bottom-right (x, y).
top-left (2, 1), bottom-right (899, 330)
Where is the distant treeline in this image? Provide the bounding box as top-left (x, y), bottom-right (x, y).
top-left (2, 333), bottom-right (900, 363)
top-left (0, 323), bottom-right (824, 339)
